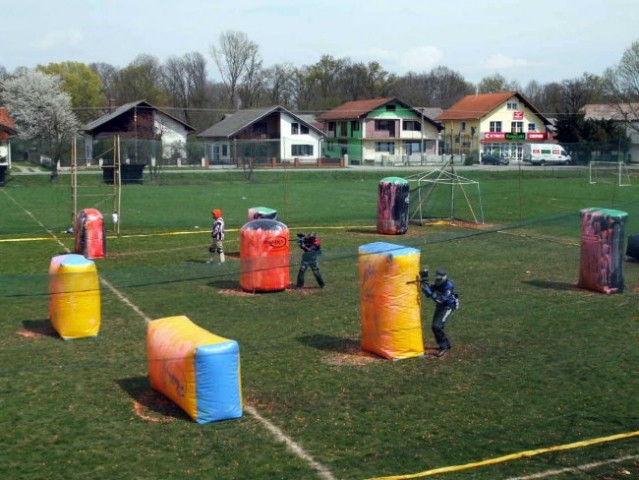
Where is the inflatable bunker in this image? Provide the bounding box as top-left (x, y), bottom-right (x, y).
top-left (377, 177), bottom-right (409, 235)
top-left (74, 208), bottom-right (106, 259)
top-left (147, 316), bottom-right (242, 424)
top-left (240, 219), bottom-right (290, 292)
top-left (578, 207), bottom-right (627, 294)
top-left (358, 242), bottom-right (424, 360)
top-left (49, 254), bottom-right (101, 340)
top-left (248, 206), bottom-right (277, 221)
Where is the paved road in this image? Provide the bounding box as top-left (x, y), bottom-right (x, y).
top-left (8, 162), bottom-right (622, 175)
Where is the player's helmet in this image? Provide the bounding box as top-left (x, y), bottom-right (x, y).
top-left (434, 270), bottom-right (447, 285)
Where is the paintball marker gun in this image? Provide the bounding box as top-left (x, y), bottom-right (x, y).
top-left (406, 268), bottom-right (429, 285)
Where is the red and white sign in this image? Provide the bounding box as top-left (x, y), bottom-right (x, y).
top-left (527, 132), bottom-right (548, 140)
top-left (484, 132), bottom-right (506, 140)
top-left (513, 111), bottom-right (524, 120)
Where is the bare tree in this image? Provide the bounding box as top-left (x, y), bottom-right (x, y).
top-left (210, 31), bottom-right (260, 109)
top-left (561, 73), bottom-right (604, 113)
top-left (89, 62), bottom-right (120, 110)
top-left (236, 51), bottom-right (266, 108)
top-left (611, 40), bottom-right (639, 134)
top-left (162, 52), bottom-right (208, 125)
top-left (264, 63), bottom-right (298, 108)
top-left (1, 69), bottom-right (79, 180)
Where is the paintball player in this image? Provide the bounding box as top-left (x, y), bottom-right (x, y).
top-left (207, 209), bottom-right (225, 264)
top-left (296, 232), bottom-right (325, 289)
top-left (420, 269), bottom-right (459, 358)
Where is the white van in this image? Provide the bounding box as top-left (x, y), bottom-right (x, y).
top-left (523, 143), bottom-right (572, 165)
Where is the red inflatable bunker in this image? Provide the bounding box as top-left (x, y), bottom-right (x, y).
top-left (240, 219), bottom-right (290, 292)
top-left (74, 208), bottom-right (106, 259)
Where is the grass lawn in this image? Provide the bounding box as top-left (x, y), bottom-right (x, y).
top-left (1, 167), bottom-right (638, 480)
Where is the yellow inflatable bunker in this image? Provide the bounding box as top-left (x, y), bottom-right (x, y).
top-left (358, 242), bottom-right (424, 360)
top-left (48, 254), bottom-right (101, 340)
top-left (147, 316), bottom-right (242, 424)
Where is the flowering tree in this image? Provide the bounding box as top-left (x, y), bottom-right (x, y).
top-left (1, 69), bottom-right (79, 179)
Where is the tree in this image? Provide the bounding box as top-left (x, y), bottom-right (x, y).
top-left (111, 55), bottom-right (168, 106)
top-left (1, 69), bottom-right (79, 179)
top-left (609, 40), bottom-right (639, 135)
top-left (37, 61), bottom-right (107, 124)
top-left (236, 50), bottom-right (266, 108)
top-left (89, 62), bottom-right (120, 108)
top-left (210, 31), bottom-right (260, 109)
top-left (162, 52), bottom-right (209, 126)
top-left (342, 61), bottom-right (392, 101)
top-left (561, 73), bottom-right (604, 113)
top-left (477, 74), bottom-right (520, 94)
top-left (264, 63), bottom-right (298, 108)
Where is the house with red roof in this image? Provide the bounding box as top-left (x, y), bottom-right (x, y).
top-left (0, 107), bottom-right (18, 168)
top-left (318, 97), bottom-right (442, 165)
top-left (436, 92), bottom-right (552, 162)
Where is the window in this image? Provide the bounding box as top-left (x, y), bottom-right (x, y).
top-left (507, 102), bottom-right (518, 110)
top-left (402, 120), bottom-right (421, 131)
top-left (300, 125), bottom-right (309, 134)
top-left (528, 123), bottom-right (537, 131)
top-left (375, 120), bottom-right (391, 131)
top-left (461, 121), bottom-right (466, 132)
top-left (405, 141), bottom-right (421, 154)
top-left (328, 122), bottom-right (336, 132)
top-left (511, 122), bottom-right (524, 133)
top-left (351, 120), bottom-right (360, 132)
top-left (340, 121), bottom-right (348, 136)
top-left (253, 122), bottom-right (267, 135)
top-left (385, 105), bottom-right (396, 111)
top-left (489, 121), bottom-right (502, 132)
top-left (375, 142), bottom-right (395, 154)
top-left (291, 144), bottom-right (313, 156)
top-left (291, 122), bottom-right (299, 134)
top-left (222, 145), bottom-right (228, 157)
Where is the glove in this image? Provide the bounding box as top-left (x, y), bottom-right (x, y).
top-left (421, 284), bottom-right (433, 297)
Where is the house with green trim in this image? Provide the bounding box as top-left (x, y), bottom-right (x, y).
top-left (318, 98), bottom-right (443, 165)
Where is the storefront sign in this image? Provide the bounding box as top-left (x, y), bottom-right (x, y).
top-left (484, 132), bottom-right (506, 140)
top-left (505, 132), bottom-right (526, 140)
top-left (527, 132), bottom-right (548, 140)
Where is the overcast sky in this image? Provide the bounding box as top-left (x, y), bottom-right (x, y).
top-left (3, 0), bottom-right (637, 86)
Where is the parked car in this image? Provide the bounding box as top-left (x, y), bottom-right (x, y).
top-left (481, 154), bottom-right (509, 165)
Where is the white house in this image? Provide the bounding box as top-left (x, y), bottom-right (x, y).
top-left (197, 106), bottom-right (326, 166)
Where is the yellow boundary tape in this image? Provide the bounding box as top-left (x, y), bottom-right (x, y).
top-left (363, 430), bottom-right (639, 480)
top-left (0, 225), bottom-right (377, 243)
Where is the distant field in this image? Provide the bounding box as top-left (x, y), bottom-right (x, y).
top-left (1, 168), bottom-right (638, 480)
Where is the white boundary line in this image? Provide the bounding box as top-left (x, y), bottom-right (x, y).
top-left (3, 189), bottom-right (337, 480)
top-left (504, 454), bottom-right (639, 480)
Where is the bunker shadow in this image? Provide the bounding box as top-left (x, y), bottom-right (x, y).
top-left (345, 227), bottom-right (378, 235)
top-left (116, 377), bottom-right (189, 421)
top-left (21, 319), bottom-right (58, 338)
top-left (523, 279), bottom-right (581, 291)
top-left (297, 334), bottom-right (361, 355)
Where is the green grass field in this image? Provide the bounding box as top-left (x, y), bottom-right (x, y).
top-left (1, 167), bottom-right (638, 480)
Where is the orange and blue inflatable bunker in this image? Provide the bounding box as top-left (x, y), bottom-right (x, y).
top-left (48, 254), bottom-right (101, 340)
top-left (147, 316), bottom-right (242, 424)
top-left (240, 219), bottom-right (290, 292)
top-left (74, 208), bottom-right (106, 259)
top-left (358, 242), bottom-right (424, 360)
